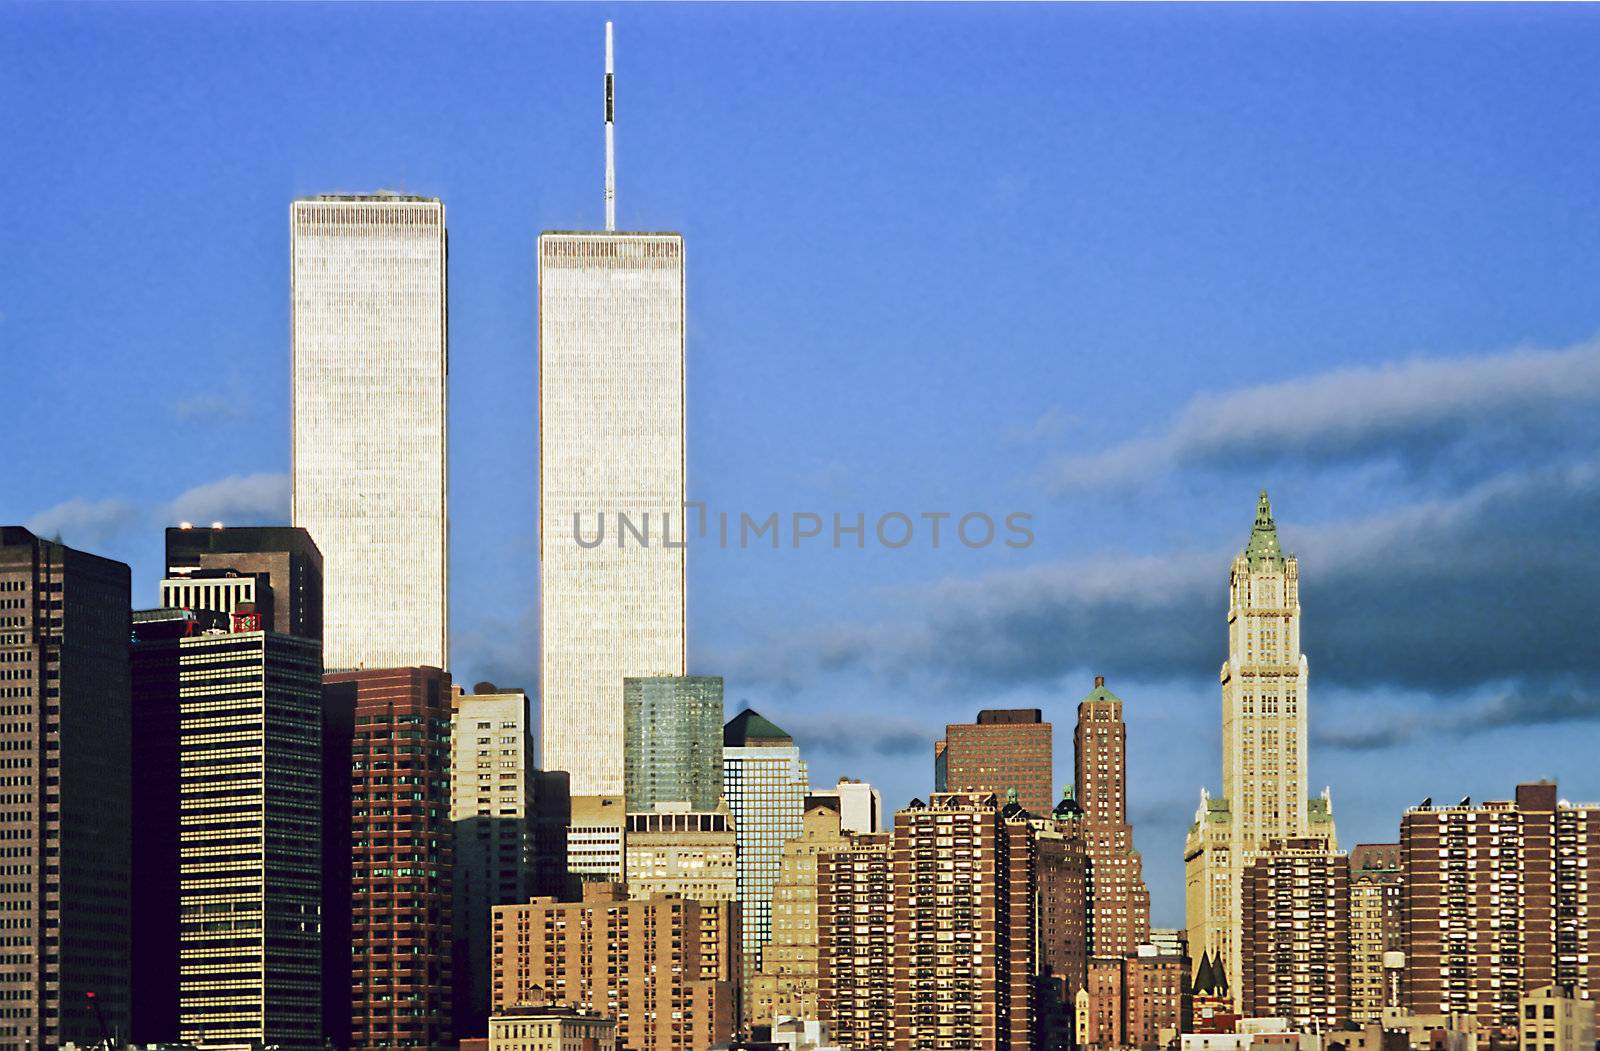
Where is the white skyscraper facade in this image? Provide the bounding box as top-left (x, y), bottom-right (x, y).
top-left (450, 685), bottom-right (535, 1031)
top-left (1185, 490), bottom-right (1336, 1005)
top-left (538, 231), bottom-right (686, 795)
top-left (812, 776), bottom-right (883, 834)
top-left (291, 194), bottom-right (448, 670)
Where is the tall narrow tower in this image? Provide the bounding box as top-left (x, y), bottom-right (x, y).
top-left (291, 193), bottom-right (448, 671)
top-left (1221, 490), bottom-right (1311, 845)
top-left (0, 529), bottom-right (132, 1044)
top-left (539, 24), bottom-right (687, 794)
top-left (1185, 491), bottom-right (1335, 1005)
top-left (723, 709), bottom-right (809, 1007)
top-left (1074, 676), bottom-right (1150, 955)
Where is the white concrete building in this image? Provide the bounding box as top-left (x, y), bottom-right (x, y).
top-left (811, 777), bottom-right (883, 834)
top-left (290, 193), bottom-right (448, 670)
top-left (566, 794), bottom-right (627, 883)
top-left (538, 231), bottom-right (686, 796)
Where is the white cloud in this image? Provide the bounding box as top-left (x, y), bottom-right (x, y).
top-left (1004, 407), bottom-right (1077, 445)
top-left (170, 394), bottom-right (249, 423)
top-left (163, 472), bottom-right (290, 527)
top-left (24, 498), bottom-right (142, 547)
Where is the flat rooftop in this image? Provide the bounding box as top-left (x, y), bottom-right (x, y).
top-left (296, 192), bottom-right (440, 203)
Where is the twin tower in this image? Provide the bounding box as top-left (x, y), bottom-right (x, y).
top-left (289, 28), bottom-right (686, 798)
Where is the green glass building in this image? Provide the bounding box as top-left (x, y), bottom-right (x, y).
top-left (623, 676), bottom-right (725, 811)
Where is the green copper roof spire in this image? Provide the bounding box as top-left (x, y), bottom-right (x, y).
top-left (723, 707), bottom-right (794, 747)
top-left (1244, 488), bottom-right (1284, 567)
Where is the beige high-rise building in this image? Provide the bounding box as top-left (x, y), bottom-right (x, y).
top-left (291, 193), bottom-right (448, 671)
top-left (176, 627), bottom-right (324, 1049)
top-left (1348, 843), bottom-right (1402, 1023)
top-left (625, 802), bottom-right (738, 902)
top-left (539, 231), bottom-right (687, 797)
top-left (566, 795), bottom-right (626, 883)
top-left (1185, 491), bottom-right (1336, 1005)
top-left (751, 797), bottom-right (854, 1026)
top-left (450, 685), bottom-right (536, 1036)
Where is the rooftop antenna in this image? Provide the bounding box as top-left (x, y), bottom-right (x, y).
top-left (604, 21), bottom-right (616, 231)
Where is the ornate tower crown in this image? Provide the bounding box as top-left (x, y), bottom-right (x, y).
top-left (1244, 488), bottom-right (1285, 568)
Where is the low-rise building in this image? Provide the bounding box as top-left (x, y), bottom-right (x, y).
top-left (1520, 986), bottom-right (1595, 1051)
top-left (770, 1015), bottom-right (849, 1051)
top-left (489, 997), bottom-right (616, 1051)
top-left (624, 801), bottom-right (738, 902)
top-left (567, 795), bottom-right (626, 883)
top-left (1081, 942), bottom-right (1191, 1050)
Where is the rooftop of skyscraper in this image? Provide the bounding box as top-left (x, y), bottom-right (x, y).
top-left (724, 707), bottom-right (793, 747)
top-left (298, 191), bottom-right (440, 202)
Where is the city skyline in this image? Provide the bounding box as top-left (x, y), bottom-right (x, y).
top-left (7, 4), bottom-right (1600, 927)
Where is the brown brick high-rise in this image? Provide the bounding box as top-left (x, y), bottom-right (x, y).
top-left (1400, 782), bottom-right (1600, 1036)
top-left (936, 710), bottom-right (1052, 814)
top-left (1241, 838), bottom-right (1350, 1029)
top-left (892, 792), bottom-right (1035, 1050)
top-left (333, 667), bottom-right (455, 1050)
top-left (818, 831), bottom-right (895, 1051)
top-left (0, 528), bottom-right (132, 1045)
top-left (1074, 676), bottom-right (1151, 956)
top-left (491, 883), bottom-right (739, 1051)
top-left (1034, 801), bottom-right (1091, 1002)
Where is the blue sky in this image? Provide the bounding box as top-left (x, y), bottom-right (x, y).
top-left (7, 3), bottom-right (1600, 925)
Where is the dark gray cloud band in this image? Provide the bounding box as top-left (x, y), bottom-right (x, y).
top-left (1050, 340), bottom-right (1600, 490)
top-left (725, 461), bottom-right (1600, 749)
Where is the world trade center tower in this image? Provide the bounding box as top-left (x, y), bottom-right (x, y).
top-left (538, 24), bottom-right (687, 795)
top-left (538, 232), bottom-right (686, 795)
top-left (291, 193), bottom-right (449, 671)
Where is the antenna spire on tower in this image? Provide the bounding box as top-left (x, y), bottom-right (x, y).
top-left (604, 21), bottom-right (615, 231)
